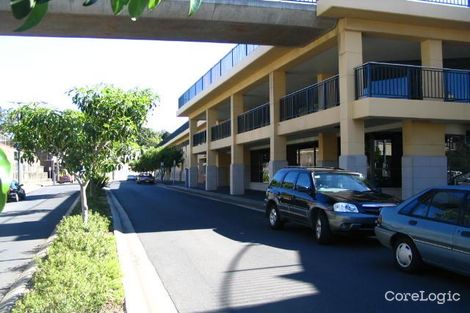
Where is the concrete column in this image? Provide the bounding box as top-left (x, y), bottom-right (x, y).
top-left (338, 27), bottom-right (367, 176)
top-left (269, 71), bottom-right (288, 179)
top-left (230, 93), bottom-right (245, 195)
top-left (206, 109), bottom-right (217, 191)
top-left (188, 118), bottom-right (198, 188)
top-left (421, 39), bottom-right (443, 99)
top-left (317, 132), bottom-right (338, 167)
top-left (421, 39), bottom-right (443, 68)
top-left (217, 151), bottom-right (230, 187)
top-left (402, 120), bottom-right (447, 199)
top-left (181, 144), bottom-right (189, 182)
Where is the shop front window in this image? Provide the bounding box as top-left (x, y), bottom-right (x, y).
top-left (251, 149), bottom-right (270, 183)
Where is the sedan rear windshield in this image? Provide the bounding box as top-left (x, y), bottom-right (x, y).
top-left (313, 173), bottom-right (371, 193)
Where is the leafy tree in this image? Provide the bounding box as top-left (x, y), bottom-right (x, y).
top-left (10, 0), bottom-right (203, 31)
top-left (130, 146), bottom-right (183, 179)
top-left (137, 127), bottom-right (168, 148)
top-left (4, 85), bottom-right (157, 223)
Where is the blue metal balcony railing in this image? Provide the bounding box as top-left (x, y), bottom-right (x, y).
top-left (355, 62), bottom-right (470, 102)
top-left (280, 75), bottom-right (340, 121)
top-left (238, 102), bottom-right (270, 133)
top-left (283, 0), bottom-right (317, 2)
top-left (178, 44), bottom-right (259, 109)
top-left (211, 119), bottom-right (231, 141)
top-left (159, 121), bottom-right (189, 146)
top-left (415, 0), bottom-right (469, 7)
top-left (193, 130), bottom-right (207, 146)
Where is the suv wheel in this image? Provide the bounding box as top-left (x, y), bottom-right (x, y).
top-left (268, 205), bottom-right (283, 230)
top-left (314, 211), bottom-right (332, 244)
top-left (393, 237), bottom-right (422, 273)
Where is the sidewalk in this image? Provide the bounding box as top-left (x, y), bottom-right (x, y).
top-left (160, 183), bottom-right (266, 213)
top-left (0, 185), bottom-right (79, 312)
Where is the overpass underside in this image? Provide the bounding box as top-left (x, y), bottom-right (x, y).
top-left (0, 0), bottom-right (336, 46)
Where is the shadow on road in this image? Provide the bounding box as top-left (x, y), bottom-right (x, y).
top-left (0, 193), bottom-right (78, 242)
top-left (112, 181), bottom-right (470, 313)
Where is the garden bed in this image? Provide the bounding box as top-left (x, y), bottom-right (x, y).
top-left (12, 189), bottom-right (124, 313)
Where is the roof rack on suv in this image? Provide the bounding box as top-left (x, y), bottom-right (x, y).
top-left (306, 166), bottom-right (345, 171)
top-left (284, 166), bottom-right (345, 170)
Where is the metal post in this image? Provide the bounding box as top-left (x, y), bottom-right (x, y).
top-left (17, 148), bottom-right (21, 185)
top-left (52, 159), bottom-right (56, 185)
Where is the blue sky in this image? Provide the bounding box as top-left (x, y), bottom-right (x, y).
top-left (0, 36), bottom-right (235, 132)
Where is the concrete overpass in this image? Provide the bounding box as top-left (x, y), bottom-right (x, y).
top-left (0, 0), bottom-right (336, 46)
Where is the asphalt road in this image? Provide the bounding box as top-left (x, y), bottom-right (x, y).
top-left (0, 184), bottom-right (79, 301)
top-left (111, 181), bottom-right (469, 313)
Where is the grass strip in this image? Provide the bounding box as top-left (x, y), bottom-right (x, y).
top-left (12, 189), bottom-right (124, 313)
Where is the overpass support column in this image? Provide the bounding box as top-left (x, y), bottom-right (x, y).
top-left (317, 132), bottom-right (338, 167)
top-left (206, 109), bottom-right (218, 191)
top-left (230, 93), bottom-right (245, 195)
top-left (402, 120), bottom-right (446, 200)
top-left (188, 118), bottom-right (198, 188)
top-left (338, 28), bottom-right (367, 176)
top-left (269, 71), bottom-right (287, 179)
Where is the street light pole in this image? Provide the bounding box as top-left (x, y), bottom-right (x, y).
top-left (16, 148), bottom-right (21, 185)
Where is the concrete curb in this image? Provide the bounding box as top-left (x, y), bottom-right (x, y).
top-left (159, 184), bottom-right (265, 214)
top-left (106, 190), bottom-right (179, 313)
top-left (0, 194), bottom-right (80, 313)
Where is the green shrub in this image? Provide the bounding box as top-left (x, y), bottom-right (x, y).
top-left (12, 213), bottom-right (123, 313)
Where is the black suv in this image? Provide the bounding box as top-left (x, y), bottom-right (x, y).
top-left (265, 167), bottom-right (399, 243)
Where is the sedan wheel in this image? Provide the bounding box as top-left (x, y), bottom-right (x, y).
top-left (268, 205), bottom-right (283, 230)
top-left (394, 237), bottom-right (422, 273)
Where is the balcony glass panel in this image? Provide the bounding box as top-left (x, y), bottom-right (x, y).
top-left (414, 0), bottom-right (469, 7)
top-left (193, 130), bottom-right (207, 146)
top-left (237, 103), bottom-right (270, 133)
top-left (160, 122), bottom-right (189, 146)
top-left (178, 44), bottom-right (260, 108)
top-left (280, 75), bottom-right (340, 121)
top-left (355, 62), bottom-right (470, 102)
top-left (211, 120), bottom-right (231, 141)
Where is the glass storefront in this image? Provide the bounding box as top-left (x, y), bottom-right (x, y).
top-left (366, 132), bottom-right (402, 188)
top-left (250, 149), bottom-right (270, 183)
top-left (446, 134), bottom-right (470, 183)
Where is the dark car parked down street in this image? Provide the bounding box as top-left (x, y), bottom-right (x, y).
top-left (265, 167), bottom-right (399, 244)
top-left (375, 186), bottom-right (470, 276)
top-left (8, 180), bottom-right (26, 202)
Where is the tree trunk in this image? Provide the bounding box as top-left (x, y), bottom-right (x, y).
top-left (79, 180), bottom-right (90, 224)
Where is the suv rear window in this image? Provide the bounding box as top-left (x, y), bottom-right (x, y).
top-left (282, 171), bottom-right (298, 189)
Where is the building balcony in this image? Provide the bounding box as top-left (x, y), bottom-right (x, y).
top-left (237, 102), bottom-right (270, 134)
top-left (417, 0), bottom-right (469, 7)
top-left (280, 75), bottom-right (340, 121)
top-left (211, 120), bottom-right (231, 141)
top-left (178, 44), bottom-right (259, 109)
top-left (160, 121), bottom-right (189, 147)
top-left (355, 62), bottom-right (470, 102)
top-left (193, 130), bottom-right (207, 146)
